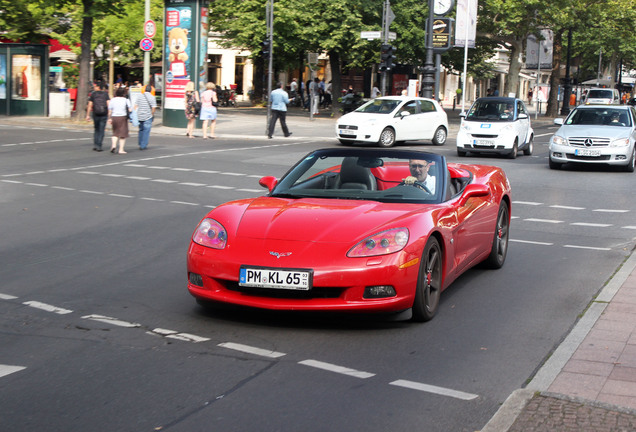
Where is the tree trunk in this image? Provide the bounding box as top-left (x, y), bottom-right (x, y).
top-left (504, 39), bottom-right (523, 98)
top-left (76, 0), bottom-right (94, 121)
top-left (329, 51), bottom-right (341, 116)
top-left (546, 31), bottom-right (563, 117)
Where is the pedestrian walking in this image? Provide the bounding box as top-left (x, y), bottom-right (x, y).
top-left (184, 81), bottom-right (200, 138)
top-left (310, 77), bottom-right (320, 115)
top-left (134, 84), bottom-right (157, 150)
top-left (199, 82), bottom-right (218, 139)
top-left (85, 80), bottom-right (110, 151)
top-left (108, 87), bottom-right (132, 154)
top-left (268, 82), bottom-right (292, 139)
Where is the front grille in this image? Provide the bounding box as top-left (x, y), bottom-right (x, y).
top-left (566, 154), bottom-right (611, 161)
top-left (226, 281), bottom-right (344, 299)
top-left (471, 134), bottom-right (498, 138)
top-left (568, 137), bottom-right (610, 147)
top-left (338, 125), bottom-right (359, 130)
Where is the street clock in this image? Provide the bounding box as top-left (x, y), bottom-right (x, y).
top-left (433, 0), bottom-right (454, 16)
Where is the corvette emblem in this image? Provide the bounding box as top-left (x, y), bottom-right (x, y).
top-left (270, 251), bottom-right (292, 258)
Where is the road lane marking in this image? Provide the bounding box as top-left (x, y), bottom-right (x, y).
top-left (390, 379), bottom-right (479, 400)
top-left (150, 328), bottom-right (210, 343)
top-left (593, 209), bottom-right (629, 213)
top-left (510, 239), bottom-right (554, 246)
top-left (218, 342), bottom-right (286, 358)
top-left (550, 205), bottom-right (585, 210)
top-left (0, 365), bottom-right (26, 378)
top-left (624, 226), bottom-right (636, 230)
top-left (513, 201), bottom-right (542, 206)
top-left (524, 218), bottom-right (563, 224)
top-left (23, 301), bottom-right (73, 315)
top-left (570, 222), bottom-right (612, 228)
top-left (81, 314), bottom-right (141, 328)
top-left (298, 359), bottom-right (375, 379)
top-left (564, 245), bottom-right (611, 251)
top-left (0, 293), bottom-right (18, 300)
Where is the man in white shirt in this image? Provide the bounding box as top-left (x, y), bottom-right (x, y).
top-left (404, 159), bottom-right (436, 193)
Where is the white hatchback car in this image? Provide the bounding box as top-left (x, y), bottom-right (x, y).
top-left (336, 96), bottom-right (449, 147)
top-left (457, 97), bottom-right (534, 159)
top-left (549, 105), bottom-right (636, 172)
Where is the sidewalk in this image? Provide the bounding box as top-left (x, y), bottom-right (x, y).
top-left (483, 250), bottom-right (636, 431)
top-left (4, 107), bottom-right (635, 430)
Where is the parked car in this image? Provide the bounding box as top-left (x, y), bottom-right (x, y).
top-left (456, 97), bottom-right (534, 158)
top-left (583, 88), bottom-right (621, 105)
top-left (549, 105), bottom-right (636, 172)
top-left (336, 96), bottom-right (449, 147)
top-left (187, 148), bottom-right (511, 322)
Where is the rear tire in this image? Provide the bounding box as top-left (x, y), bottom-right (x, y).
top-left (432, 127), bottom-right (447, 145)
top-left (483, 202), bottom-right (510, 269)
top-left (412, 237), bottom-right (443, 322)
top-left (523, 135), bottom-right (534, 155)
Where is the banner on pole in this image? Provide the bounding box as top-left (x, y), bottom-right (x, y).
top-left (525, 30), bottom-right (554, 70)
top-left (454, 0), bottom-right (477, 48)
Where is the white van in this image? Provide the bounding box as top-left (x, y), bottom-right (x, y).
top-left (584, 88), bottom-right (621, 105)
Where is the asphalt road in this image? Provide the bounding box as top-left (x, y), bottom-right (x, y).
top-left (1, 118), bottom-right (635, 432)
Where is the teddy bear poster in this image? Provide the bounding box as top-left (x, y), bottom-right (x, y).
top-left (165, 7), bottom-right (192, 79)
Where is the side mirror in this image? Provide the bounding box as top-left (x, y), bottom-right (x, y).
top-left (458, 183), bottom-right (490, 206)
top-left (259, 176), bottom-right (278, 192)
top-left (554, 118), bottom-right (564, 126)
top-left (518, 113), bottom-right (528, 119)
top-left (399, 111), bottom-right (411, 118)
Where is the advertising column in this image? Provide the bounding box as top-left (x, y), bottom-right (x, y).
top-left (163, 0), bottom-right (208, 128)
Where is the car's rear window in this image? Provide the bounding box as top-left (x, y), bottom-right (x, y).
top-left (587, 90), bottom-right (614, 99)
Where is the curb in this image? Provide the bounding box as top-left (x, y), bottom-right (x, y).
top-left (481, 249), bottom-right (636, 431)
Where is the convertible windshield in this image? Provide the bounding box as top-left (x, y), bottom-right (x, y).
top-left (565, 108), bottom-right (632, 127)
top-left (466, 99), bottom-right (516, 121)
top-left (271, 149), bottom-right (446, 204)
top-left (355, 99), bottom-right (400, 114)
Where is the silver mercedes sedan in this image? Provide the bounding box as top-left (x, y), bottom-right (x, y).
top-left (549, 105), bottom-right (636, 172)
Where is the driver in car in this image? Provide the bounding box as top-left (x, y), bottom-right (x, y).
top-left (403, 159), bottom-right (436, 193)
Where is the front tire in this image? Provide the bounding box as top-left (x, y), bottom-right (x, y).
top-left (378, 127), bottom-right (396, 147)
top-left (507, 141), bottom-right (518, 159)
top-left (432, 127), bottom-right (447, 145)
top-left (624, 147), bottom-right (635, 173)
top-left (412, 237), bottom-right (443, 322)
top-left (549, 157), bottom-right (562, 170)
top-left (483, 202), bottom-right (510, 269)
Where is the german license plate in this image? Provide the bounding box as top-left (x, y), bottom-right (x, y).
top-left (239, 266), bottom-right (312, 290)
top-left (474, 139), bottom-right (495, 146)
top-left (339, 129), bottom-right (355, 136)
top-left (575, 148), bottom-right (601, 157)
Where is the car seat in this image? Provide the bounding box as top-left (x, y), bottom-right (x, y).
top-left (336, 157), bottom-right (377, 190)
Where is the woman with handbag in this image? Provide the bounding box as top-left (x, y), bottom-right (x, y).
top-left (108, 87), bottom-right (132, 154)
top-left (199, 82), bottom-right (218, 139)
top-left (184, 81), bottom-right (200, 138)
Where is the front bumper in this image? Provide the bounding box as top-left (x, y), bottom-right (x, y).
top-left (549, 143), bottom-right (634, 165)
top-left (456, 129), bottom-right (516, 153)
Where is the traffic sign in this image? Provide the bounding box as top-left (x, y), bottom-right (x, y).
top-left (140, 38), bottom-right (154, 51)
top-left (360, 31), bottom-right (381, 40)
top-left (144, 19), bottom-right (156, 38)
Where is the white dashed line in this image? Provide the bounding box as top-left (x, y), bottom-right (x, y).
top-left (0, 365), bottom-right (26, 379)
top-left (510, 239), bottom-right (554, 246)
top-left (0, 293), bottom-right (18, 300)
top-left (624, 226), bottom-right (636, 230)
top-left (151, 328), bottom-right (210, 343)
top-left (513, 201), bottom-right (543, 206)
top-left (81, 314), bottom-right (141, 328)
top-left (550, 205), bottom-right (585, 210)
top-left (524, 218), bottom-right (563, 224)
top-left (593, 209), bottom-right (629, 213)
top-left (564, 245), bottom-right (611, 251)
top-left (570, 222), bottom-right (612, 228)
top-left (390, 379), bottom-right (479, 400)
top-left (298, 359), bottom-right (375, 379)
top-left (23, 301), bottom-right (73, 315)
top-left (218, 342), bottom-right (286, 358)
top-left (108, 193), bottom-right (134, 198)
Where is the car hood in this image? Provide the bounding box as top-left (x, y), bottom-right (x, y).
top-left (555, 124), bottom-right (631, 138)
top-left (227, 197), bottom-right (425, 243)
top-left (339, 112), bottom-right (393, 125)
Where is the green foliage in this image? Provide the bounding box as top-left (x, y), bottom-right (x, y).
top-left (61, 63), bottom-right (79, 87)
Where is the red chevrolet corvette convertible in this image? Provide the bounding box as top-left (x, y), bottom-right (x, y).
top-left (187, 148), bottom-right (511, 322)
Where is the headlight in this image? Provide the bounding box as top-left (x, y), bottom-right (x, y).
top-left (610, 138), bottom-right (630, 147)
top-left (192, 218), bottom-right (227, 249)
top-left (347, 228), bottom-right (409, 257)
top-left (551, 135), bottom-right (567, 146)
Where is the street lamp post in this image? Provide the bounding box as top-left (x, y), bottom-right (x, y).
top-left (421, 0), bottom-right (435, 98)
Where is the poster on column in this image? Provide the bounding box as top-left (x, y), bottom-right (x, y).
top-left (199, 7), bottom-right (208, 88)
top-left (164, 5), bottom-right (193, 110)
